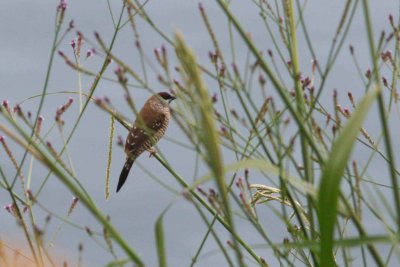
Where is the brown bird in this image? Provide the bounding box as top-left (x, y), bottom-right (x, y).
top-left (117, 92), bottom-right (176, 192)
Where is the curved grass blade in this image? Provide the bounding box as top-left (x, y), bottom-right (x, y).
top-left (318, 87), bottom-right (379, 267)
top-left (155, 204), bottom-right (173, 267)
top-left (193, 159), bottom-right (317, 198)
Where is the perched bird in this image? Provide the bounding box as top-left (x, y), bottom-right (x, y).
top-left (116, 92), bottom-right (176, 192)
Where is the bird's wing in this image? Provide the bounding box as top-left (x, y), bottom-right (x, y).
top-left (124, 113), bottom-right (166, 157)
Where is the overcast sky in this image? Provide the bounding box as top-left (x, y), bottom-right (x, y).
top-left (1, 1), bottom-right (399, 266)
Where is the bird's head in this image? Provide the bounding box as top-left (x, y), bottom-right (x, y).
top-left (157, 92), bottom-right (176, 104)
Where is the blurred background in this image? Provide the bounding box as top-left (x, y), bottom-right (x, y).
top-left (1, 1), bottom-right (399, 266)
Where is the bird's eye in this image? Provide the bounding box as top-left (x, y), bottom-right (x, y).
top-left (158, 92), bottom-right (175, 100)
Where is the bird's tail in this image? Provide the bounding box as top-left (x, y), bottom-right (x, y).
top-left (116, 158), bottom-right (134, 193)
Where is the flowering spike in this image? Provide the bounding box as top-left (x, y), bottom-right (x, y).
top-left (68, 20), bottom-right (74, 30)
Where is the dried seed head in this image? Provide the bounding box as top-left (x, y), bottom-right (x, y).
top-left (13, 104), bottom-right (23, 117)
top-left (70, 39), bottom-right (76, 50)
top-left (197, 186), bottom-right (207, 196)
top-left (259, 74), bottom-right (266, 86)
top-left (4, 203), bottom-right (20, 219)
top-left (209, 51), bottom-right (218, 63)
top-left (26, 190), bottom-right (36, 203)
top-left (382, 76), bottom-right (388, 87)
top-left (85, 227), bottom-right (93, 236)
top-left (57, 0), bottom-right (67, 11)
top-left (117, 135), bottom-right (124, 146)
top-left (311, 59), bottom-right (317, 73)
top-left (230, 109), bottom-right (238, 119)
top-left (86, 48), bottom-right (96, 58)
top-left (326, 114), bottom-right (331, 126)
top-left (2, 100), bottom-right (10, 113)
top-left (235, 177), bottom-right (243, 188)
top-left (68, 20), bottom-right (74, 30)
top-left (389, 14), bottom-right (395, 28)
top-left (198, 2), bottom-right (204, 11)
top-left (94, 97), bottom-right (103, 106)
top-left (349, 45), bottom-right (354, 55)
top-left (211, 93), bottom-right (218, 103)
top-left (347, 92), bottom-right (354, 104)
top-left (67, 197), bottom-right (79, 215)
top-left (365, 69), bottom-right (371, 79)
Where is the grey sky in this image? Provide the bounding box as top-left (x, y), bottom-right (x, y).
top-left (1, 1), bottom-right (399, 266)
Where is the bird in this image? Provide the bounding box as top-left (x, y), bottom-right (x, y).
top-left (116, 92), bottom-right (176, 192)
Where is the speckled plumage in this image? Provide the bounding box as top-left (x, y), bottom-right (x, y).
top-left (117, 92), bottom-right (175, 192)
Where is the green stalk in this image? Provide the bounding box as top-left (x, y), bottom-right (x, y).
top-left (215, 0), bottom-right (323, 164)
top-left (154, 153), bottom-right (268, 266)
top-left (361, 0), bottom-right (400, 230)
top-left (1, 113), bottom-right (145, 267)
top-left (36, 5), bottom-right (125, 201)
top-left (174, 32), bottom-right (245, 266)
top-left (285, 1), bottom-right (317, 264)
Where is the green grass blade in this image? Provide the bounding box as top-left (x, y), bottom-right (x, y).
top-left (174, 32), bottom-right (225, 201)
top-left (155, 205), bottom-right (173, 267)
top-left (105, 259), bottom-right (130, 267)
top-left (155, 215), bottom-right (166, 267)
top-left (174, 31), bottom-right (247, 266)
top-left (318, 87), bottom-right (379, 266)
top-left (193, 159), bottom-right (317, 198)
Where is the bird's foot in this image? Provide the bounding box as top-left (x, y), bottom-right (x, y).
top-left (147, 147), bottom-right (157, 158)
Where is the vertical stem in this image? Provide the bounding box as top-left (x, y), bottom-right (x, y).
top-left (285, 2), bottom-right (317, 264)
top-left (361, 0), bottom-right (400, 229)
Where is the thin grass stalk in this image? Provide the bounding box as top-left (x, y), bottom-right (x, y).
top-left (210, 58), bottom-right (240, 159)
top-left (339, 193), bottom-right (385, 266)
top-left (308, 0), bottom-right (360, 118)
top-left (1, 113), bottom-right (145, 267)
top-left (34, 5), bottom-right (125, 201)
top-left (190, 209), bottom-right (234, 267)
top-left (0, 167), bottom-right (41, 266)
top-left (361, 0), bottom-right (400, 231)
top-left (174, 33), bottom-right (246, 266)
top-left (9, 3), bottom-right (66, 221)
top-left (229, 189), bottom-right (298, 267)
top-left (284, 1), bottom-right (318, 264)
top-left (153, 153), bottom-right (267, 266)
top-left (215, 0), bottom-right (323, 164)
top-left (125, 0), bottom-right (174, 46)
top-left (318, 87), bottom-right (380, 267)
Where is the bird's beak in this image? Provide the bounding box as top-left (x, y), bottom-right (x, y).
top-left (168, 96), bottom-right (176, 103)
